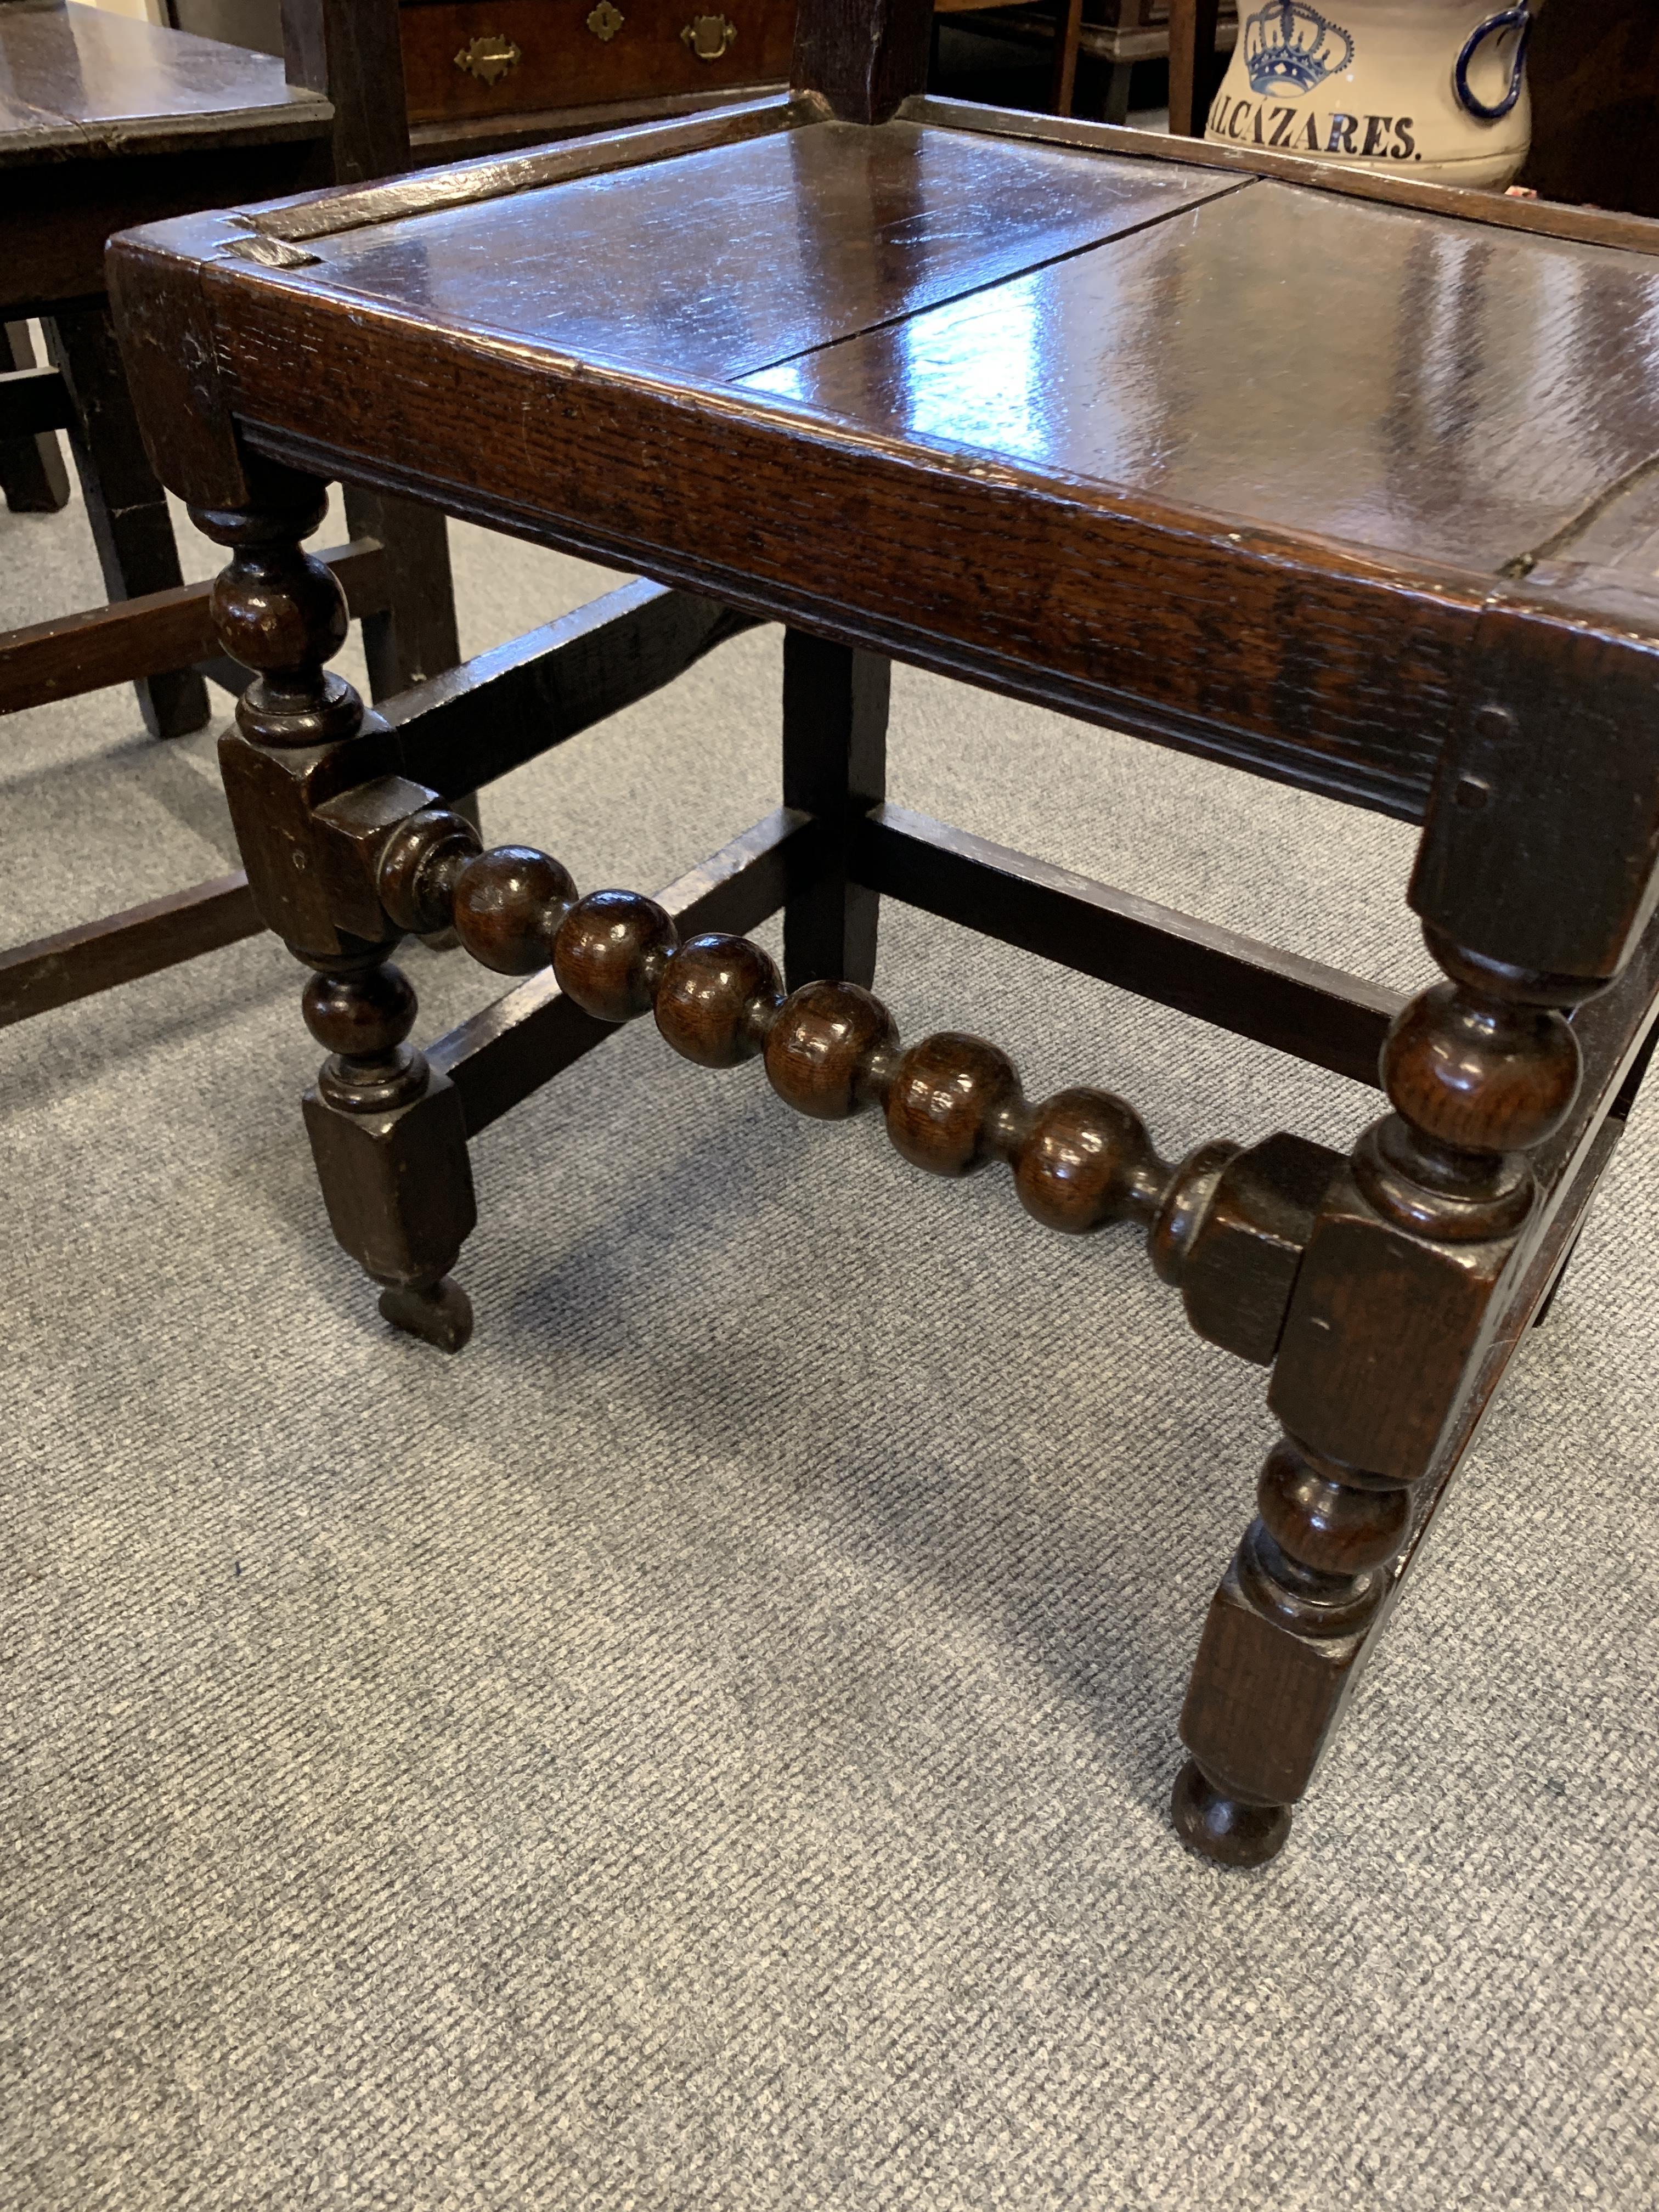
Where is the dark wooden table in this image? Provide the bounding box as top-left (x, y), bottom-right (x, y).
top-left (109, 0), bottom-right (1659, 1867)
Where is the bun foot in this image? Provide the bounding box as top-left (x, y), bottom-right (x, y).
top-left (379, 1275), bottom-right (473, 1353)
top-left (1171, 1757), bottom-right (1293, 1867)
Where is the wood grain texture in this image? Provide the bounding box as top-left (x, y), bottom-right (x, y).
top-left (281, 0), bottom-right (411, 185)
top-left (1178, 895), bottom-right (1659, 1830)
top-left (746, 179), bottom-right (1659, 581)
top-left (374, 578), bottom-right (751, 798)
top-left (181, 272), bottom-right (1521, 819)
top-left (265, 120), bottom-right (1233, 380)
top-left (245, 91), bottom-right (809, 244)
top-left (792, 0), bottom-right (932, 123)
top-left (104, 115), bottom-right (1659, 820)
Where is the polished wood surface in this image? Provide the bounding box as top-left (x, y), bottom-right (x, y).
top-left (746, 176), bottom-right (1659, 578)
top-left (0, 0), bottom-right (327, 159)
top-left (359, 785), bottom-right (1339, 1363)
top-left (286, 119), bottom-right (1231, 380)
top-left (108, 106), bottom-right (1659, 828)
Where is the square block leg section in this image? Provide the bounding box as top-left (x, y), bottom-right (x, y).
top-left (1175, 1554), bottom-right (1373, 1865)
top-left (302, 1068), bottom-right (478, 1352)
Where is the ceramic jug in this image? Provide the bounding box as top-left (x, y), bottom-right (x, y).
top-left (1205, 2), bottom-right (1534, 189)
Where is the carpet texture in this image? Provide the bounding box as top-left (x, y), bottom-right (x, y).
top-left (2, 467), bottom-right (1656, 2212)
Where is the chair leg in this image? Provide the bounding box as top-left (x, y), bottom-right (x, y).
top-left (1174, 917), bottom-right (1598, 1863)
top-left (781, 629), bottom-right (889, 992)
top-left (340, 483), bottom-right (460, 699)
top-left (43, 302), bottom-right (210, 739)
top-left (1, 321), bottom-right (71, 514)
top-left (198, 465), bottom-right (477, 1350)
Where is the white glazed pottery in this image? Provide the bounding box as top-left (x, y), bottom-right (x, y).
top-left (1205, 2), bottom-right (1535, 189)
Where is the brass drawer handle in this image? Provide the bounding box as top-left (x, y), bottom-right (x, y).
top-left (454, 32), bottom-right (522, 85)
top-left (586, 1), bottom-right (624, 38)
top-left (681, 14), bottom-right (737, 60)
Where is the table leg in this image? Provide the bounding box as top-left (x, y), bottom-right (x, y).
top-left (1169, 0), bottom-right (1224, 138)
top-left (43, 302), bottom-right (210, 740)
top-left (1049, 0), bottom-right (1085, 117)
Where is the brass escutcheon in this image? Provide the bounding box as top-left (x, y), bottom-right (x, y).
top-left (680, 13), bottom-right (737, 60)
top-left (454, 32), bottom-right (522, 85)
top-left (586, 1), bottom-right (624, 37)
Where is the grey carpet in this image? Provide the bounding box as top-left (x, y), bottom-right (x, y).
top-left (3, 466), bottom-right (1656, 2212)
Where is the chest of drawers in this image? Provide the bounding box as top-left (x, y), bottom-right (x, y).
top-left (399, 0), bottom-right (797, 125)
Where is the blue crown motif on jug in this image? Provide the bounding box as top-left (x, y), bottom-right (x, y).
top-left (1242, 2), bottom-right (1355, 96)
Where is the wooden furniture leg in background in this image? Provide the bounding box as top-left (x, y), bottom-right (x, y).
top-left (781, 629), bottom-right (888, 991)
top-left (341, 484), bottom-right (460, 700)
top-left (1049, 0), bottom-right (1086, 120)
top-left (1168, 0), bottom-right (1222, 138)
top-left (43, 302), bottom-right (210, 741)
top-left (1, 321), bottom-right (70, 515)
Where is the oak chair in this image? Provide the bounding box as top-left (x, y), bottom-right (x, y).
top-left (109, 0), bottom-right (1659, 1866)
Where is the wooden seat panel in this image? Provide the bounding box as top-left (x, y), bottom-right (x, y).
top-left (295, 119), bottom-right (1234, 380)
top-left (743, 176), bottom-right (1659, 579)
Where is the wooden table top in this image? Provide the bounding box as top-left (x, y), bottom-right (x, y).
top-left (0, 0), bottom-right (328, 166)
top-left (110, 94), bottom-right (1659, 818)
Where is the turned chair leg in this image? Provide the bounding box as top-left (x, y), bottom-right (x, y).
top-left (1174, 923), bottom-right (1596, 1864)
top-left (44, 302), bottom-right (210, 740)
top-left (194, 464), bottom-right (477, 1350)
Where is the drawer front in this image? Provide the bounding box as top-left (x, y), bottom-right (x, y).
top-left (400, 0), bottom-right (797, 123)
